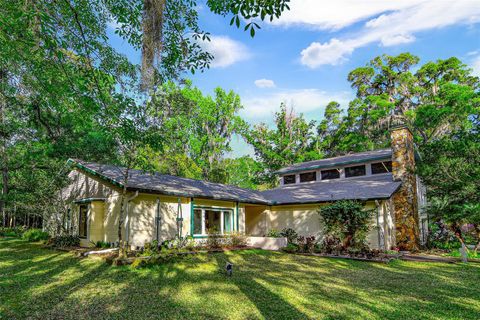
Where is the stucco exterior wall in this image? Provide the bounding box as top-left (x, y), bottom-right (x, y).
top-left (244, 200), bottom-right (394, 250)
top-left (127, 194), bottom-right (191, 247)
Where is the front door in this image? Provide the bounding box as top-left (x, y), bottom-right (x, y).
top-left (79, 204), bottom-right (88, 239)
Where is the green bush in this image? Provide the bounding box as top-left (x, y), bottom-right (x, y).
top-left (280, 228), bottom-right (298, 244)
top-left (205, 228), bottom-right (224, 249)
top-left (50, 235), bottom-right (80, 248)
top-left (96, 241), bottom-right (111, 249)
top-left (22, 229), bottom-right (50, 242)
top-left (427, 221), bottom-right (461, 250)
top-left (0, 226), bottom-right (26, 237)
top-left (225, 232), bottom-right (248, 247)
top-left (319, 200), bottom-right (373, 249)
top-left (267, 229), bottom-right (281, 237)
top-left (281, 243), bottom-right (299, 253)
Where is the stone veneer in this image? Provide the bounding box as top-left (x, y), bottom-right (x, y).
top-left (391, 126), bottom-right (421, 251)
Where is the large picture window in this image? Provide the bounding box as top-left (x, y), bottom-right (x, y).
top-left (193, 207), bottom-right (234, 236)
top-left (78, 205), bottom-right (88, 238)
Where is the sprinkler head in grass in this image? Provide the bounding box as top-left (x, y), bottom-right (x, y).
top-left (226, 262), bottom-right (233, 276)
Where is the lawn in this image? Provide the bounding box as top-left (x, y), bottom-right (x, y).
top-left (1, 238), bottom-right (479, 320)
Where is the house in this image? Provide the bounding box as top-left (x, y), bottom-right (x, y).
top-left (61, 125), bottom-right (427, 251)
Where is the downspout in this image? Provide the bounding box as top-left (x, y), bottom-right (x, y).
top-left (124, 191), bottom-right (139, 244)
top-left (177, 198), bottom-right (183, 239)
top-left (374, 200), bottom-right (382, 250)
top-left (155, 198), bottom-right (161, 242)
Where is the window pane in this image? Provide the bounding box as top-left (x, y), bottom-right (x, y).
top-left (205, 210), bottom-right (221, 233)
top-left (193, 209), bottom-right (202, 234)
top-left (300, 171), bottom-right (316, 182)
top-left (321, 169), bottom-right (340, 180)
top-left (283, 174), bottom-right (296, 184)
top-left (79, 205), bottom-right (87, 238)
top-left (224, 211), bottom-right (232, 233)
top-left (371, 161), bottom-right (392, 174)
top-left (345, 165), bottom-right (366, 178)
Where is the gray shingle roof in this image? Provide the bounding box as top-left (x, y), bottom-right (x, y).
top-left (276, 148), bottom-right (392, 175)
top-left (260, 174), bottom-right (401, 205)
top-left (70, 160), bottom-right (270, 205)
top-left (69, 159), bottom-right (400, 205)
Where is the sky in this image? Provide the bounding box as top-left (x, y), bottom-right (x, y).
top-left (108, 0), bottom-right (480, 157)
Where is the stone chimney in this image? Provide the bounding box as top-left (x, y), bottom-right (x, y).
top-left (391, 125), bottom-right (420, 251)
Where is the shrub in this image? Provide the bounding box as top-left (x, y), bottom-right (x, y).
top-left (319, 235), bottom-right (342, 254)
top-left (206, 228), bottom-right (224, 249)
top-left (96, 241), bottom-right (111, 249)
top-left (0, 226), bottom-right (26, 237)
top-left (296, 235), bottom-right (316, 253)
top-left (280, 228), bottom-right (298, 244)
top-left (22, 229), bottom-right (50, 242)
top-left (427, 221), bottom-right (460, 250)
top-left (319, 200), bottom-right (373, 249)
top-left (281, 243), bottom-right (299, 253)
top-left (50, 235), bottom-right (80, 248)
top-left (226, 232), bottom-right (248, 247)
top-left (267, 229), bottom-right (281, 237)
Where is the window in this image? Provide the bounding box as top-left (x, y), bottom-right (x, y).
top-left (283, 174), bottom-right (296, 184)
top-left (345, 165), bottom-right (366, 178)
top-left (193, 207), bottom-right (234, 236)
top-left (78, 205), bottom-right (88, 238)
top-left (321, 169), bottom-right (340, 180)
top-left (300, 171), bottom-right (317, 183)
top-left (371, 161), bottom-right (392, 174)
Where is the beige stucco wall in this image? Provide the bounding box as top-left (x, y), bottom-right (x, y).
top-left (245, 200), bottom-right (394, 250)
top-left (127, 194), bottom-right (191, 247)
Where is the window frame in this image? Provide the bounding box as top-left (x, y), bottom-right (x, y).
top-left (345, 164), bottom-right (366, 178)
top-left (371, 161), bottom-right (392, 175)
top-left (192, 206), bottom-right (235, 237)
top-left (299, 171), bottom-right (317, 183)
top-left (321, 168), bottom-right (340, 180)
top-left (283, 174), bottom-right (296, 185)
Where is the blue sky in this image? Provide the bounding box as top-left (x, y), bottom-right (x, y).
top-left (109, 0), bottom-right (480, 157)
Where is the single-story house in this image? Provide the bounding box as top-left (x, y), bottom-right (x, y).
top-left (60, 126), bottom-right (427, 251)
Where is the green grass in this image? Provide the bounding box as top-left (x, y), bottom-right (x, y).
top-left (1, 238), bottom-right (479, 320)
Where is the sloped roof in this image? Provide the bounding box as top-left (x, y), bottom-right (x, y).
top-left (261, 174), bottom-right (401, 205)
top-left (276, 148), bottom-right (392, 175)
top-left (69, 159), bottom-right (401, 205)
top-left (69, 159), bottom-right (270, 205)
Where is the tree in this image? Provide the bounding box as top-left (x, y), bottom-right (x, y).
top-left (223, 156), bottom-right (263, 190)
top-left (315, 101), bottom-right (343, 156)
top-left (146, 81), bottom-right (245, 182)
top-left (139, 0), bottom-right (291, 87)
top-left (342, 53), bottom-right (479, 150)
top-left (243, 104), bottom-right (319, 184)
top-left (417, 128), bottom-right (480, 253)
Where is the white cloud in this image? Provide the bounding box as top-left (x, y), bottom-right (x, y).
top-left (301, 39), bottom-right (355, 68)
top-left (254, 79), bottom-right (276, 88)
top-left (273, 0), bottom-right (426, 30)
top-left (200, 36), bottom-right (250, 68)
top-left (380, 34), bottom-right (416, 47)
top-left (297, 0), bottom-right (480, 68)
top-left (471, 54), bottom-right (480, 76)
top-left (241, 89), bottom-right (351, 121)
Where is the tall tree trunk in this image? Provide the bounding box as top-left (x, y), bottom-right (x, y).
top-left (117, 167), bottom-right (130, 257)
top-left (1, 167), bottom-right (7, 227)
